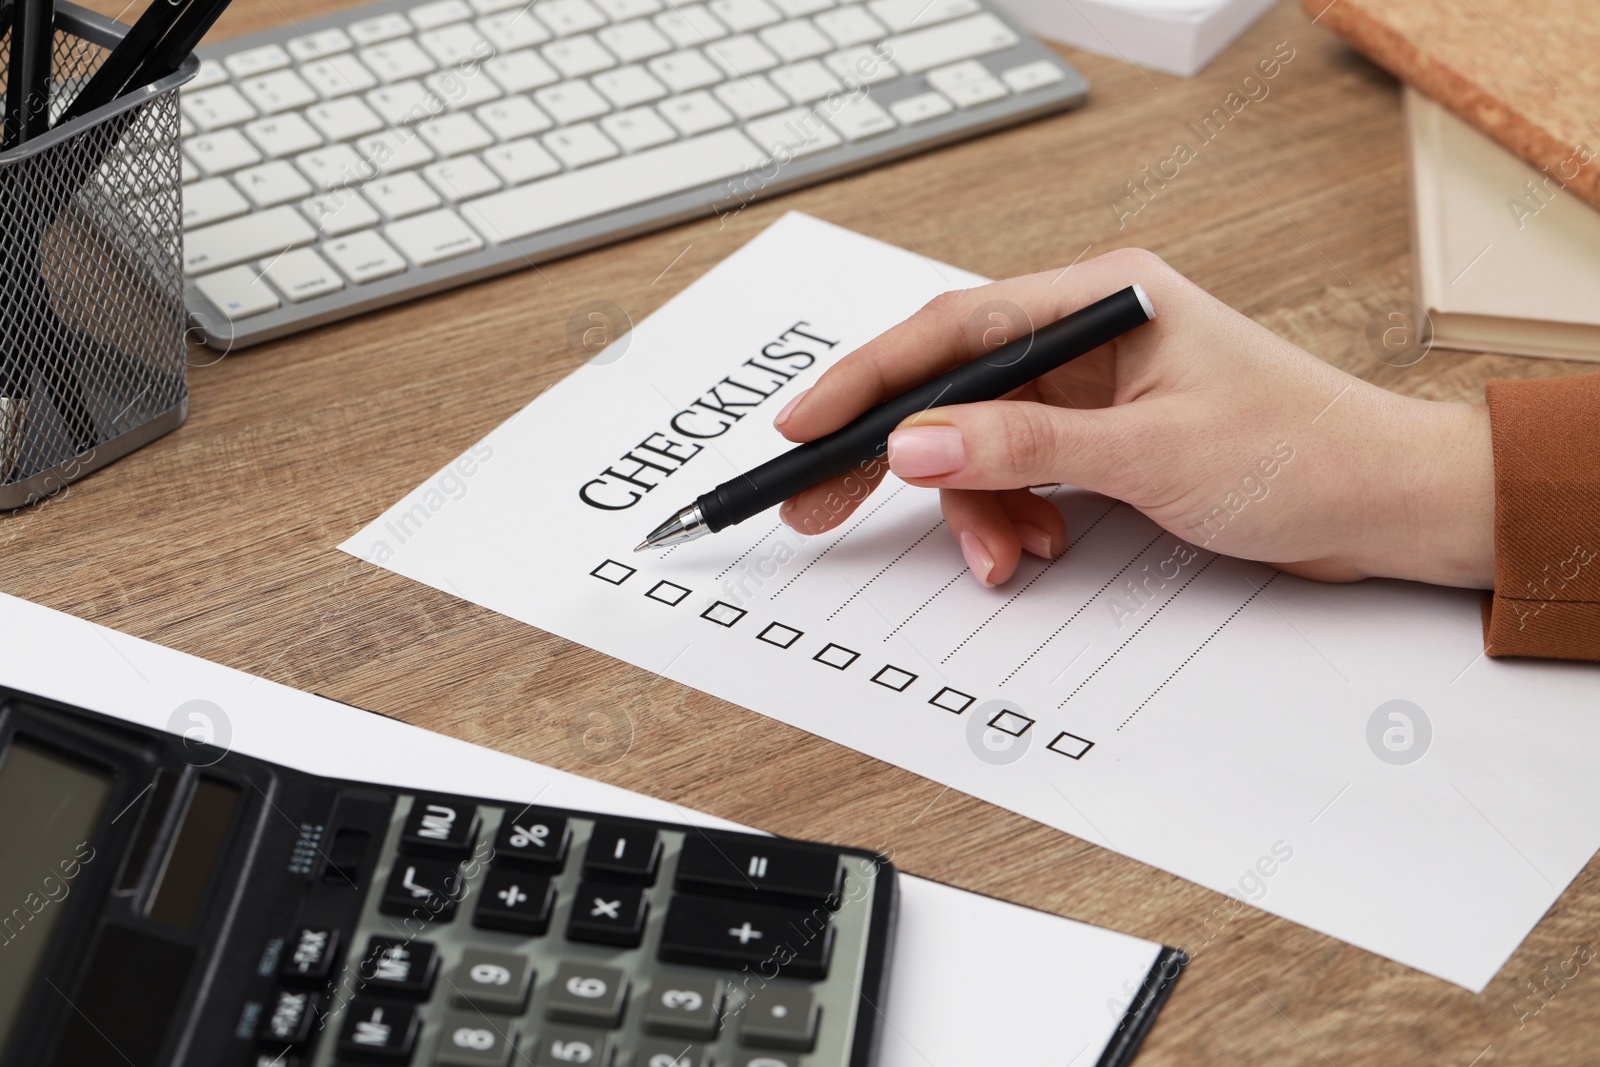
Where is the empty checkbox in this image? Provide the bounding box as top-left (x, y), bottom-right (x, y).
top-left (988, 709), bottom-right (1034, 737)
top-left (1048, 731), bottom-right (1094, 760)
top-left (701, 601), bottom-right (747, 627)
top-left (872, 665), bottom-right (917, 692)
top-left (646, 580), bottom-right (691, 606)
top-left (929, 687), bottom-right (975, 714)
top-left (814, 643), bottom-right (860, 670)
top-left (758, 623), bottom-right (803, 649)
top-left (591, 559), bottom-right (636, 585)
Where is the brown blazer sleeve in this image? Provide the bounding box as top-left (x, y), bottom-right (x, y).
top-left (1482, 374), bottom-right (1600, 661)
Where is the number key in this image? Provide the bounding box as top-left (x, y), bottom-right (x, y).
top-left (535, 1024), bottom-right (614, 1066)
top-left (636, 1039), bottom-right (712, 1067)
top-left (433, 1009), bottom-right (517, 1067)
top-left (451, 948), bottom-right (535, 1013)
top-left (642, 973), bottom-right (722, 1039)
top-left (545, 961), bottom-right (628, 1026)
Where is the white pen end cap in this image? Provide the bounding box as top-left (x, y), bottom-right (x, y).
top-left (1132, 283), bottom-right (1155, 321)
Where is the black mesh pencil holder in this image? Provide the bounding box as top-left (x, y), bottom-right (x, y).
top-left (0, 1), bottom-right (196, 510)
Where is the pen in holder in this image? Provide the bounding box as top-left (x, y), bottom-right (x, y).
top-left (0, 1), bottom-right (195, 510)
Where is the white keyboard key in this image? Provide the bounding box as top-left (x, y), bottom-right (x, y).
top-left (263, 247), bottom-right (344, 302)
top-left (182, 86), bottom-right (258, 131)
top-left (419, 112), bottom-right (496, 155)
top-left (592, 64), bottom-right (668, 107)
top-left (598, 19), bottom-right (673, 62)
top-left (484, 49), bottom-right (561, 92)
top-left (476, 96), bottom-right (553, 139)
top-left (601, 106), bottom-right (677, 150)
top-left (324, 231), bottom-right (408, 283)
top-left (889, 89), bottom-right (952, 124)
top-left (419, 23), bottom-right (492, 65)
top-left (224, 44), bottom-right (290, 79)
top-left (534, 0), bottom-right (608, 35)
top-left (867, 0), bottom-right (975, 32)
top-left (180, 115), bottom-right (195, 138)
top-left (708, 0), bottom-right (781, 32)
top-left (543, 122), bottom-right (620, 167)
top-left (1003, 59), bottom-right (1065, 93)
top-left (926, 58), bottom-right (1006, 107)
top-left (368, 81), bottom-right (443, 125)
top-left (184, 206), bottom-right (316, 274)
top-left (387, 209), bottom-right (486, 265)
top-left (187, 59), bottom-right (228, 91)
top-left (769, 59), bottom-right (839, 103)
top-left (714, 74), bottom-right (787, 118)
top-left (195, 265), bottom-right (279, 319)
top-left (884, 13), bottom-right (1017, 73)
top-left (234, 159), bottom-right (315, 207)
top-left (658, 90), bottom-right (733, 134)
top-left (182, 157), bottom-right (199, 183)
top-left (707, 34), bottom-right (778, 76)
top-left (411, 0), bottom-right (474, 28)
top-left (654, 5), bottom-right (728, 47)
top-left (595, 0), bottom-right (661, 19)
top-left (824, 92), bottom-right (894, 139)
top-left (471, 0), bottom-right (526, 12)
top-left (307, 97), bottom-right (386, 141)
top-left (477, 10), bottom-right (553, 49)
top-left (244, 113), bottom-right (324, 158)
top-left (824, 45), bottom-right (897, 85)
top-left (183, 177), bottom-right (250, 228)
top-left (647, 50), bottom-right (723, 92)
top-left (815, 5), bottom-right (883, 46)
top-left (358, 129), bottom-right (438, 172)
top-left (463, 127), bottom-right (764, 240)
top-left (239, 69), bottom-right (318, 114)
top-left (361, 40), bottom-right (438, 82)
top-left (288, 28), bottom-right (354, 62)
top-left (295, 143), bottom-right (369, 190)
top-left (426, 67), bottom-right (503, 108)
top-left (534, 80), bottom-right (612, 122)
top-left (744, 105), bottom-right (839, 156)
top-left (365, 172), bottom-right (444, 218)
top-left (482, 138), bottom-right (562, 183)
top-left (186, 130), bottom-right (263, 175)
top-left (304, 190), bottom-right (382, 235)
top-left (771, 0), bottom-right (831, 15)
top-left (350, 13), bottom-right (413, 44)
top-left (301, 54), bottom-right (379, 98)
top-left (544, 34), bottom-right (618, 77)
top-left (758, 19), bottom-right (831, 61)
top-left (424, 156), bottom-right (502, 200)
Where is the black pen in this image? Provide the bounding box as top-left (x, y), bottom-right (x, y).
top-left (636, 284), bottom-right (1156, 551)
top-left (3, 0), bottom-right (54, 147)
top-left (58, 0), bottom-right (234, 126)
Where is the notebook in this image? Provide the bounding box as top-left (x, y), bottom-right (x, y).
top-left (991, 0), bottom-right (1279, 77)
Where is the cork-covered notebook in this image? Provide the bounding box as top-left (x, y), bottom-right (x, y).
top-left (1302, 0), bottom-right (1600, 212)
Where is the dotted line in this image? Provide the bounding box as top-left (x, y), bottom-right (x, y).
top-left (1000, 526), bottom-right (1163, 685)
top-left (941, 501), bottom-right (1121, 665)
top-left (1119, 573), bottom-right (1279, 731)
top-left (1057, 552), bottom-right (1219, 709)
top-left (884, 570), bottom-right (966, 640)
top-left (716, 522), bottom-right (783, 580)
top-left (827, 521), bottom-right (941, 620)
top-left (773, 484), bottom-right (904, 597)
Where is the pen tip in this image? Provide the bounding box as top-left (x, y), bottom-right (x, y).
top-left (633, 540), bottom-right (652, 553)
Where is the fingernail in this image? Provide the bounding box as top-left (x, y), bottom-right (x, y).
top-left (1016, 522), bottom-right (1055, 559)
top-left (960, 530), bottom-right (996, 587)
top-left (888, 426), bottom-right (966, 479)
top-left (774, 388), bottom-right (808, 427)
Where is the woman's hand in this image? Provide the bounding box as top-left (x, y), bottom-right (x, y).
top-left (773, 249), bottom-right (1495, 589)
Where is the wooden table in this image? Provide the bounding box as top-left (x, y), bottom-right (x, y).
top-left (11, 1), bottom-right (1600, 1062)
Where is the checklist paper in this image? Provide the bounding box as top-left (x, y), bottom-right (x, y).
top-left (344, 212), bottom-right (1600, 992)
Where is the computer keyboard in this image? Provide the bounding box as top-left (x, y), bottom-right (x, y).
top-left (180, 0), bottom-right (1088, 349)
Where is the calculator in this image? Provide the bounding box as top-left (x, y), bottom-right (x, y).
top-left (0, 687), bottom-right (896, 1067)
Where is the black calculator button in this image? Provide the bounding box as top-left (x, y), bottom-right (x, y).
top-left (281, 925), bottom-right (340, 983)
top-left (635, 1038), bottom-right (712, 1067)
top-left (491, 808), bottom-right (571, 870)
top-left (337, 1000), bottom-right (420, 1063)
top-left (254, 1055), bottom-right (302, 1067)
top-left (566, 881), bottom-right (648, 947)
top-left (321, 827), bottom-right (372, 886)
top-left (532, 1025), bottom-right (614, 1067)
top-left (582, 822), bottom-right (661, 883)
top-left (545, 961), bottom-right (629, 1026)
top-left (380, 857), bottom-right (465, 922)
top-left (675, 835), bottom-right (843, 907)
top-left (731, 1055), bottom-right (798, 1067)
top-left (451, 948), bottom-right (535, 1013)
top-left (473, 869), bottom-right (555, 935)
top-left (658, 896), bottom-right (834, 980)
top-left (400, 798), bottom-right (481, 858)
top-left (739, 986), bottom-right (819, 1051)
top-left (642, 973), bottom-right (723, 1039)
top-left (259, 989), bottom-right (320, 1046)
top-left (357, 937), bottom-right (438, 1000)
top-left (434, 1009), bottom-right (518, 1067)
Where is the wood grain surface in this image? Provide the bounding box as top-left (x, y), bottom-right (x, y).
top-left (9, 2), bottom-right (1600, 1063)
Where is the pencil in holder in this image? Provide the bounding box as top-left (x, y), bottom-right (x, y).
top-left (0, 1), bottom-right (196, 510)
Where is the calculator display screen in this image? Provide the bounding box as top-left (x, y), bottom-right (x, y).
top-left (0, 740), bottom-right (113, 1053)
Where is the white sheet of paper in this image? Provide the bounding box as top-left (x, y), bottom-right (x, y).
top-left (0, 591), bottom-right (1163, 1065)
top-left (341, 212), bottom-right (1600, 992)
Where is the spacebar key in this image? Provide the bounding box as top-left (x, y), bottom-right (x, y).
top-left (460, 129), bottom-right (769, 244)
top-left (184, 206), bottom-right (317, 275)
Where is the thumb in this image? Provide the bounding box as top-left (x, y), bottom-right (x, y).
top-left (885, 401), bottom-right (1147, 499)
